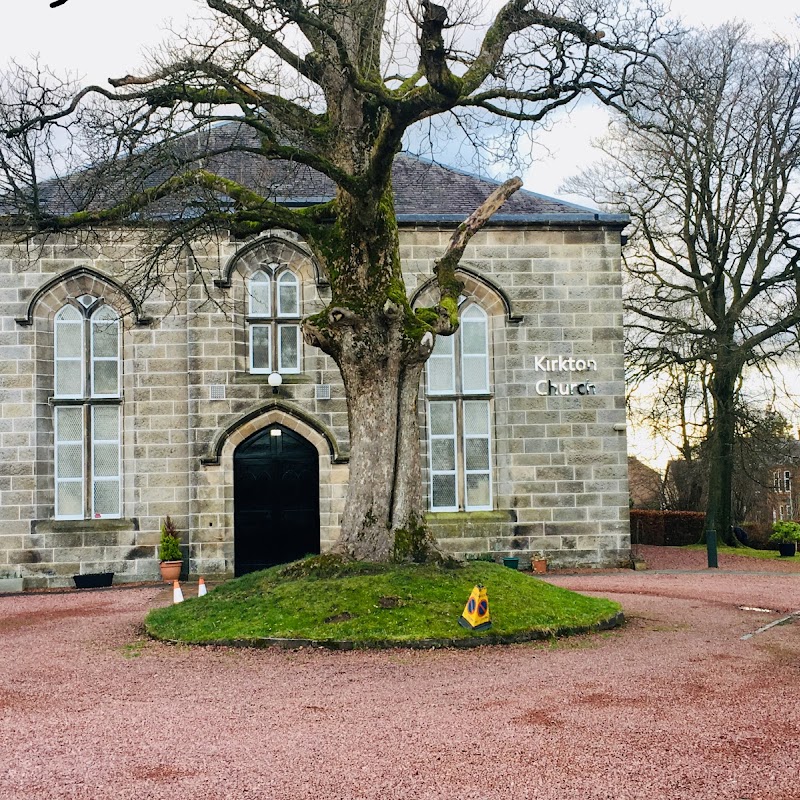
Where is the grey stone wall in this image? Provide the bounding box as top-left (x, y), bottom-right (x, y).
top-left (409, 226), bottom-right (629, 568)
top-left (0, 223), bottom-right (630, 587)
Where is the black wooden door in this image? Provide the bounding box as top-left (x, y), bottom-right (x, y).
top-left (233, 425), bottom-right (320, 576)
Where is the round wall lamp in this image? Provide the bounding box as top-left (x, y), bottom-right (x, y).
top-left (268, 372), bottom-right (283, 394)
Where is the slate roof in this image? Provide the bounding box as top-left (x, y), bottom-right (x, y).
top-left (18, 121), bottom-right (626, 225)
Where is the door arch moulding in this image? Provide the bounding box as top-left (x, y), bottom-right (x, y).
top-left (201, 399), bottom-right (348, 467)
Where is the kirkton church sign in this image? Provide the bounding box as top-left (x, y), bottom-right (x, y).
top-left (533, 355), bottom-right (598, 396)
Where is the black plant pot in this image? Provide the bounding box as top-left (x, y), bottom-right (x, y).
top-left (73, 572), bottom-right (114, 589)
top-left (502, 557), bottom-right (520, 570)
top-left (777, 543), bottom-right (797, 558)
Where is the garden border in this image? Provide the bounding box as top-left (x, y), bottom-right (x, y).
top-left (146, 610), bottom-right (625, 650)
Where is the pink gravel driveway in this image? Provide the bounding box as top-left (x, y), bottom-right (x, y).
top-left (1, 549), bottom-right (799, 800)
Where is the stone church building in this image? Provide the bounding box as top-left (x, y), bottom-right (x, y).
top-left (0, 148), bottom-right (630, 588)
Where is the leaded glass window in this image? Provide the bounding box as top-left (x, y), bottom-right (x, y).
top-left (460, 305), bottom-right (490, 393)
top-left (428, 401), bottom-right (458, 510)
top-left (426, 332), bottom-right (455, 395)
top-left (90, 306), bottom-right (121, 397)
top-left (277, 271), bottom-right (300, 316)
top-left (55, 305), bottom-right (84, 398)
top-left (250, 325), bottom-right (272, 373)
top-left (278, 324), bottom-right (300, 372)
top-left (248, 270), bottom-right (271, 316)
top-left (425, 303), bottom-right (493, 512)
top-left (52, 301), bottom-right (122, 519)
top-left (247, 267), bottom-right (302, 374)
top-left (55, 406), bottom-right (84, 519)
top-left (91, 406), bottom-right (121, 517)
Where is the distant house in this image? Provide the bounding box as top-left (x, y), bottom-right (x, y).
top-left (766, 440), bottom-right (800, 522)
top-left (0, 125), bottom-right (631, 587)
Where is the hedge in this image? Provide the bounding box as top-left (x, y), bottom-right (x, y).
top-left (629, 510), bottom-right (706, 546)
top-left (741, 522), bottom-right (779, 551)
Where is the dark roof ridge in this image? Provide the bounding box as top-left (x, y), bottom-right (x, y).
top-left (11, 118), bottom-right (625, 223)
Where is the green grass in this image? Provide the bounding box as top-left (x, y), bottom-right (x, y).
top-left (685, 544), bottom-right (799, 560)
top-left (145, 557), bottom-right (621, 647)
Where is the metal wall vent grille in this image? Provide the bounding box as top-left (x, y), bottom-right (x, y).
top-left (209, 385), bottom-right (226, 401)
top-left (315, 384), bottom-right (331, 400)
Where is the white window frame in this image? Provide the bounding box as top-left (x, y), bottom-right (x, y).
top-left (277, 270), bottom-right (300, 317)
top-left (55, 406), bottom-right (85, 520)
top-left (428, 400), bottom-right (459, 512)
top-left (249, 324), bottom-right (272, 374)
top-left (52, 301), bottom-right (122, 520)
top-left (90, 405), bottom-right (122, 518)
top-left (277, 323), bottom-right (301, 374)
top-left (459, 305), bottom-right (490, 395)
top-left (89, 307), bottom-right (121, 399)
top-left (54, 306), bottom-right (85, 400)
top-left (425, 300), bottom-right (493, 512)
top-left (248, 270), bottom-right (272, 317)
top-left (462, 399), bottom-right (493, 511)
top-left (426, 333), bottom-right (456, 396)
top-left (247, 266), bottom-right (302, 375)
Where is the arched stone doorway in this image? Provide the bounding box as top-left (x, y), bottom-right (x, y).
top-left (233, 424), bottom-right (320, 575)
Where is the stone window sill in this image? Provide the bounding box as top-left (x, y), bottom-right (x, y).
top-left (32, 518), bottom-right (139, 534)
top-left (425, 510), bottom-right (516, 522)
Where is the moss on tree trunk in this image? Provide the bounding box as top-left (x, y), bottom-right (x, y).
top-left (302, 184), bottom-right (437, 560)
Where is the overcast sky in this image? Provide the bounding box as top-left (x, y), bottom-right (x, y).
top-left (1, 0), bottom-right (796, 195)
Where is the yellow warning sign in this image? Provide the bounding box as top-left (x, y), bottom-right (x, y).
top-left (459, 584), bottom-right (491, 631)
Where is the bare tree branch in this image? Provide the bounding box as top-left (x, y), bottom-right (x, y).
top-left (567, 22), bottom-right (800, 542)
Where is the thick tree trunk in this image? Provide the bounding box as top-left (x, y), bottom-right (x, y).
top-left (302, 179), bottom-right (521, 561)
top-left (335, 358), bottom-right (430, 561)
top-left (337, 353), bottom-right (403, 560)
top-left (703, 365), bottom-right (738, 546)
top-left (391, 361), bottom-right (425, 530)
top-left (304, 183), bottom-right (432, 561)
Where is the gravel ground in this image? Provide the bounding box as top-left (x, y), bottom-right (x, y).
top-left (1, 554), bottom-right (799, 800)
top-left (635, 544), bottom-right (800, 574)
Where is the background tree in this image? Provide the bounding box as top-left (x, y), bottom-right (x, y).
top-left (662, 404), bottom-right (793, 525)
top-left (730, 408), bottom-right (794, 525)
top-left (631, 357), bottom-right (709, 511)
top-left (1, 0), bottom-right (661, 561)
top-left (567, 23), bottom-right (800, 545)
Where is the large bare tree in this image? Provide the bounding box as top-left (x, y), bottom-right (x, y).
top-left (1, 0), bottom-right (659, 560)
top-left (567, 23), bottom-right (800, 544)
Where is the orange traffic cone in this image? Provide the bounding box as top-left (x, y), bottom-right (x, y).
top-left (172, 580), bottom-right (184, 604)
top-left (198, 577), bottom-right (208, 597)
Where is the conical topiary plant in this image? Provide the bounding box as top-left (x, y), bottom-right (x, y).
top-left (158, 516), bottom-right (183, 582)
top-left (158, 516), bottom-right (182, 562)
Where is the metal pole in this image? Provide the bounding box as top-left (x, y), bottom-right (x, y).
top-left (707, 528), bottom-right (718, 569)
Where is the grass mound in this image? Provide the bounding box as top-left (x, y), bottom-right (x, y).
top-left (145, 557), bottom-right (621, 648)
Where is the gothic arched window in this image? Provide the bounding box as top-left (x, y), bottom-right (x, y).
top-left (53, 297), bottom-right (122, 519)
top-left (247, 266), bottom-right (301, 374)
top-left (425, 303), bottom-right (493, 511)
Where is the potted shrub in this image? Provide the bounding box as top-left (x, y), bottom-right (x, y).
top-left (531, 552), bottom-right (547, 574)
top-left (158, 516), bottom-right (183, 582)
top-left (769, 521), bottom-right (800, 557)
